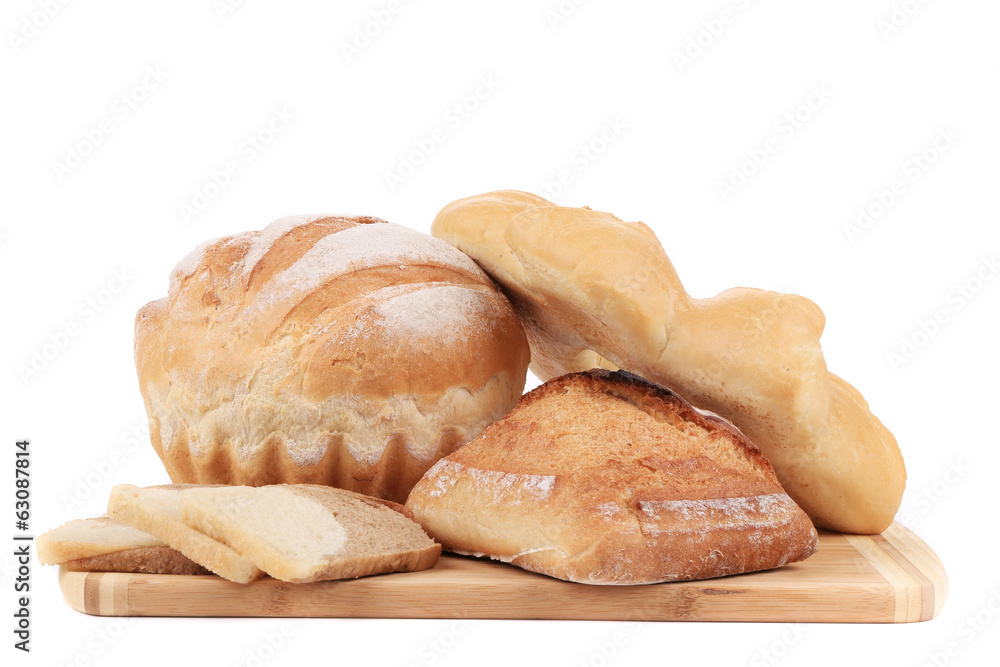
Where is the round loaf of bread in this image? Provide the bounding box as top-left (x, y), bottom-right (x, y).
top-left (135, 215), bottom-right (530, 503)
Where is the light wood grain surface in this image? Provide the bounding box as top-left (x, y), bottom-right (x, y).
top-left (57, 522), bottom-right (946, 623)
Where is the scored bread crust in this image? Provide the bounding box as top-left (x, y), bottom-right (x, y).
top-left (135, 215), bottom-right (530, 503)
top-left (108, 484), bottom-right (264, 583)
top-left (406, 369), bottom-right (818, 585)
top-left (431, 191), bottom-right (905, 533)
top-left (180, 484), bottom-right (440, 583)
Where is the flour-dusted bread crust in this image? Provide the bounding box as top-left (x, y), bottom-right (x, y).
top-left (108, 484), bottom-right (264, 583)
top-left (431, 191), bottom-right (905, 534)
top-left (136, 215), bottom-right (530, 503)
top-left (180, 484), bottom-right (440, 583)
top-left (37, 517), bottom-right (209, 575)
top-left (406, 370), bottom-right (818, 585)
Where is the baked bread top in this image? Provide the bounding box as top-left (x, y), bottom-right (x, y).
top-left (431, 191), bottom-right (905, 533)
top-left (406, 369), bottom-right (818, 584)
top-left (135, 215), bottom-right (530, 501)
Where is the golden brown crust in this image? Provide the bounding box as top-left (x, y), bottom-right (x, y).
top-left (62, 547), bottom-right (210, 575)
top-left (289, 483), bottom-right (416, 520)
top-left (431, 192), bottom-right (906, 533)
top-left (406, 369), bottom-right (818, 585)
top-left (136, 215), bottom-right (530, 503)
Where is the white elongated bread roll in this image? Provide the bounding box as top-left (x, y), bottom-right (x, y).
top-left (431, 191), bottom-right (905, 534)
top-left (135, 215), bottom-right (530, 503)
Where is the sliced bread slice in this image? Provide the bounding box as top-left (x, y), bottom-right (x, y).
top-left (406, 369), bottom-right (819, 585)
top-left (180, 484), bottom-right (441, 583)
top-left (108, 484), bottom-right (264, 583)
top-left (37, 517), bottom-right (209, 575)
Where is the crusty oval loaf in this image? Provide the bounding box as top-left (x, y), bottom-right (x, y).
top-left (431, 191), bottom-right (905, 534)
top-left (406, 369), bottom-right (818, 585)
top-left (37, 517), bottom-right (209, 575)
top-left (135, 215), bottom-right (530, 503)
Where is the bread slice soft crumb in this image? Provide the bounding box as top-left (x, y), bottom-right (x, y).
top-left (180, 484), bottom-right (441, 583)
top-left (37, 517), bottom-right (209, 575)
top-left (108, 484), bottom-right (264, 583)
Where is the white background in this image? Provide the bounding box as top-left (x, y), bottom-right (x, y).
top-left (3, 1), bottom-right (998, 665)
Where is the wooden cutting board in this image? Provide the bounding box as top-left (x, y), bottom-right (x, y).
top-left (58, 522), bottom-right (946, 623)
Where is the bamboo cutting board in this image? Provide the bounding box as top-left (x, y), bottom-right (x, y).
top-left (58, 522), bottom-right (946, 623)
